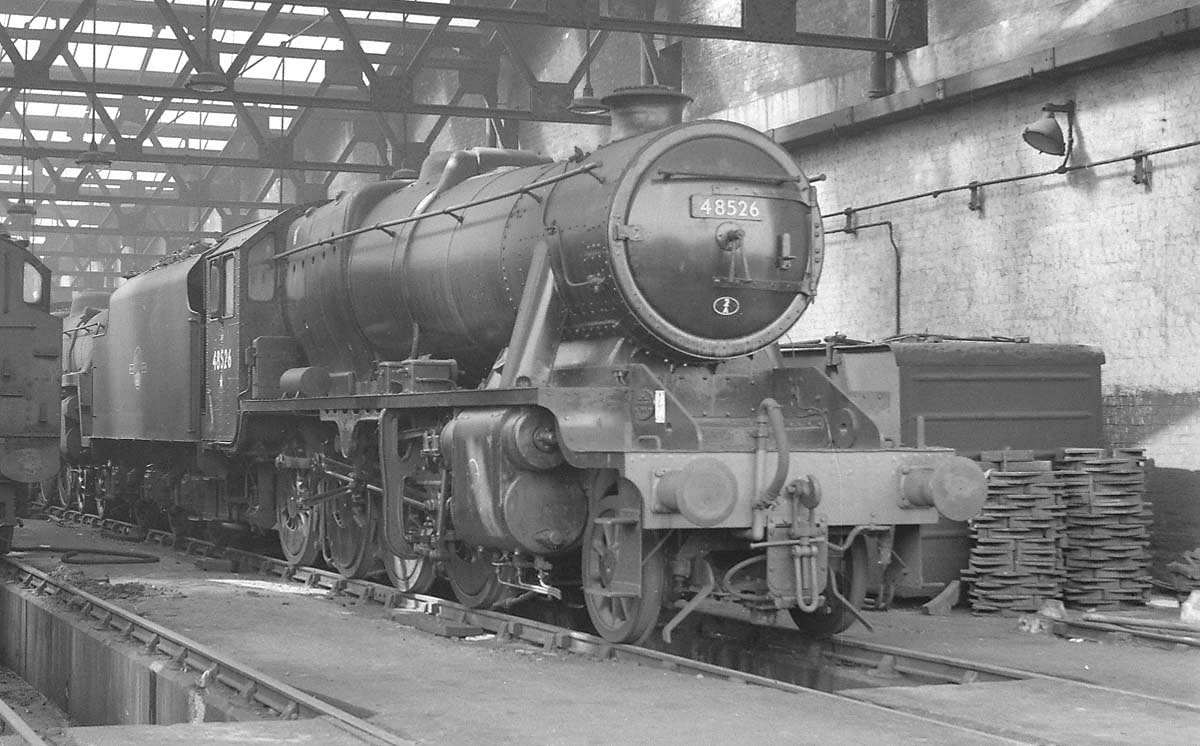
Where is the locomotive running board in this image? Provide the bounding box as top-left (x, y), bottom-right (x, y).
top-left (239, 387), bottom-right (541, 413)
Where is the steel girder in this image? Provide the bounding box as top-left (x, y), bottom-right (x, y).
top-left (0, 0), bottom-right (927, 295)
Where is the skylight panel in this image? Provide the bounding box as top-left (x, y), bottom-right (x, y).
top-left (217, 29), bottom-right (251, 45)
top-left (107, 46), bottom-right (148, 71)
top-left (17, 39), bottom-right (41, 58)
top-left (241, 55), bottom-right (277, 80)
top-left (69, 40), bottom-right (102, 68)
top-left (147, 48), bottom-right (186, 73)
top-left (289, 34), bottom-right (326, 50)
top-left (115, 22), bottom-right (155, 39)
top-left (202, 112), bottom-right (237, 128)
top-left (50, 104), bottom-right (89, 120)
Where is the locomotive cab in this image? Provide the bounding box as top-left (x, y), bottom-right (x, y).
top-left (202, 214), bottom-right (295, 445)
top-left (0, 235), bottom-right (60, 551)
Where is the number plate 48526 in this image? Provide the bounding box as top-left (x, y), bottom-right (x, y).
top-left (690, 194), bottom-right (763, 220)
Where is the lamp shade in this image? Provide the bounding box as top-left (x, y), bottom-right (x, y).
top-left (567, 95), bottom-right (609, 116)
top-left (186, 70), bottom-right (230, 94)
top-left (568, 83), bottom-right (609, 116)
top-left (1022, 112), bottom-right (1066, 156)
top-left (76, 144), bottom-right (114, 169)
top-left (6, 200), bottom-right (37, 217)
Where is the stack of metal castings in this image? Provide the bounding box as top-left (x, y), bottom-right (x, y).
top-left (964, 470), bottom-right (1067, 613)
top-left (1055, 448), bottom-right (1152, 609)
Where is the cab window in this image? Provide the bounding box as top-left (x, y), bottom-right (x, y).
top-left (223, 256), bottom-right (236, 316)
top-left (246, 235), bottom-right (276, 302)
top-left (22, 261), bottom-right (44, 306)
top-left (207, 255), bottom-right (236, 319)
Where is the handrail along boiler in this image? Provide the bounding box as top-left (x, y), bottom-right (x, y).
top-left (61, 87), bottom-right (985, 641)
top-left (0, 233), bottom-right (59, 552)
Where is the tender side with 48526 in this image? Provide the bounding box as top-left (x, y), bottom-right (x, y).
top-left (57, 88), bottom-right (986, 643)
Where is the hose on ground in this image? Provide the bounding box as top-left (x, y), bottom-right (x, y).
top-left (10, 545), bottom-right (160, 565)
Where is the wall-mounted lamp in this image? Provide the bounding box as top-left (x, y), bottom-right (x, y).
top-left (1022, 100), bottom-right (1076, 159)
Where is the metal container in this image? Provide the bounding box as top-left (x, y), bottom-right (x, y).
top-left (783, 338), bottom-right (1105, 595)
top-left (90, 256), bottom-right (204, 442)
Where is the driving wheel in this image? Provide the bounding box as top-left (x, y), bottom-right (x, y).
top-left (446, 544), bottom-right (512, 608)
top-left (276, 442), bottom-right (324, 566)
top-left (325, 491), bottom-right (379, 578)
top-left (383, 551), bottom-right (436, 593)
top-left (582, 479), bottom-right (667, 644)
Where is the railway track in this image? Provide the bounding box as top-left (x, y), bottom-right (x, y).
top-left (7, 508), bottom-right (1197, 746)
top-left (0, 688), bottom-right (57, 746)
top-left (32, 508), bottom-right (1016, 692)
top-left (1, 555), bottom-right (414, 746)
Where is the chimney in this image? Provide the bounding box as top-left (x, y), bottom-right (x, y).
top-left (601, 85), bottom-right (692, 141)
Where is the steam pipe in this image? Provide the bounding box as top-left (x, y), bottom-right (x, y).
top-left (748, 397), bottom-right (790, 541)
top-left (868, 0), bottom-right (889, 98)
top-left (432, 148), bottom-right (553, 200)
top-left (758, 398), bottom-right (790, 506)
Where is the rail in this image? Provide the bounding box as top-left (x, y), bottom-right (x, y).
top-left (26, 507), bottom-right (1200, 745)
top-left (0, 694), bottom-right (52, 746)
top-left (0, 554), bottom-right (413, 746)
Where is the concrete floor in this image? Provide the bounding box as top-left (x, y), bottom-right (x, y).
top-left (4, 519), bottom-right (1198, 746)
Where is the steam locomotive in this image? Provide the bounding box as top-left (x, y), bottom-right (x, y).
top-left (61, 87), bottom-right (986, 642)
top-left (0, 232), bottom-right (60, 552)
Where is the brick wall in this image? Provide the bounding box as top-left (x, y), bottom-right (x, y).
top-left (785, 45), bottom-right (1200, 464)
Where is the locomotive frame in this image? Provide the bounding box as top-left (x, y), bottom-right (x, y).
top-left (60, 87), bottom-right (986, 643)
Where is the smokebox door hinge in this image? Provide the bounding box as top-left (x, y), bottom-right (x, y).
top-left (612, 223), bottom-right (643, 242)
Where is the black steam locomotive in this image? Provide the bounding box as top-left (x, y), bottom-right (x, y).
top-left (61, 87), bottom-right (985, 642)
top-left (0, 232), bottom-right (60, 552)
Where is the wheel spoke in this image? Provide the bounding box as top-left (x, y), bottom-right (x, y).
top-left (614, 596), bottom-right (631, 623)
top-left (276, 440), bottom-right (323, 567)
